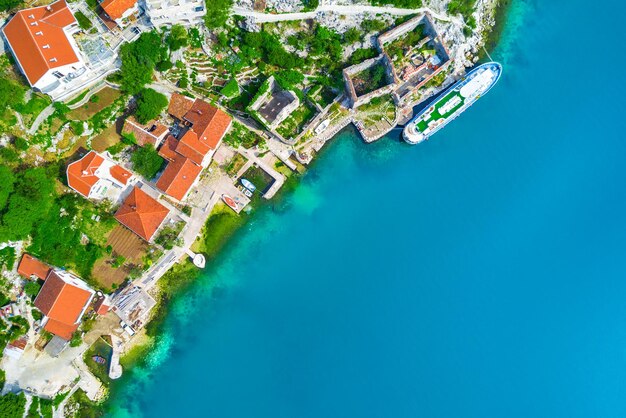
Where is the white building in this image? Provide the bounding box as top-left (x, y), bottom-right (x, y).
top-left (1, 0), bottom-right (110, 101)
top-left (66, 150), bottom-right (136, 201)
top-left (100, 0), bottom-right (140, 28)
top-left (144, 0), bottom-right (205, 27)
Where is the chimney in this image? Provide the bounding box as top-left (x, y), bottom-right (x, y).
top-left (50, 57), bottom-right (57, 63)
top-left (42, 44), bottom-right (50, 49)
top-left (46, 5), bottom-right (52, 11)
top-left (35, 31), bottom-right (43, 36)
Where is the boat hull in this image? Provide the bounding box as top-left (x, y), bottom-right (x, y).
top-left (403, 62), bottom-right (502, 144)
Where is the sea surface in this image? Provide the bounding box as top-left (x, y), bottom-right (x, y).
top-left (107, 1), bottom-right (626, 416)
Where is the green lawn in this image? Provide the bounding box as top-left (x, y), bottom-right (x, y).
top-left (241, 165), bottom-right (274, 194)
top-left (416, 90), bottom-right (465, 132)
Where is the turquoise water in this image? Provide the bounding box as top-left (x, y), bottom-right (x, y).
top-left (108, 1), bottom-right (626, 417)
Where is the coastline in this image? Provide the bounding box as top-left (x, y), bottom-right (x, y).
top-left (482, 0), bottom-right (514, 56)
top-left (84, 3), bottom-right (510, 414)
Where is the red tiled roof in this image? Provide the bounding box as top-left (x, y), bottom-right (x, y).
top-left (115, 186), bottom-right (170, 241)
top-left (158, 134), bottom-right (180, 161)
top-left (34, 270), bottom-right (93, 339)
top-left (183, 99), bottom-right (232, 151)
top-left (168, 93), bottom-right (194, 120)
top-left (17, 254), bottom-right (51, 280)
top-left (156, 156), bottom-right (202, 201)
top-left (122, 117), bottom-right (169, 147)
top-left (2, 0), bottom-right (79, 86)
top-left (44, 319), bottom-right (78, 340)
top-left (175, 130), bottom-right (206, 165)
top-left (100, 0), bottom-right (137, 20)
top-left (93, 297), bottom-right (110, 315)
top-left (66, 151), bottom-right (104, 197)
top-left (110, 164), bottom-right (132, 185)
top-left (66, 151), bottom-right (131, 197)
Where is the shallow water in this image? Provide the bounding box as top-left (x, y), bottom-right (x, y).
top-left (107, 1), bottom-right (626, 416)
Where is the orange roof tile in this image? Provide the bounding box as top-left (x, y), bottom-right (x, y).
top-left (122, 117), bottom-right (169, 147)
top-left (66, 151), bottom-right (104, 198)
top-left (34, 270), bottom-right (93, 339)
top-left (66, 151), bottom-right (131, 197)
top-left (93, 297), bottom-right (110, 315)
top-left (110, 164), bottom-right (132, 185)
top-left (184, 99), bottom-right (232, 151)
top-left (156, 156), bottom-right (202, 201)
top-left (2, 0), bottom-right (79, 86)
top-left (44, 319), bottom-right (78, 340)
top-left (175, 130), bottom-right (206, 165)
top-left (168, 93), bottom-right (195, 120)
top-left (100, 0), bottom-right (137, 20)
top-left (115, 186), bottom-right (170, 241)
top-left (17, 254), bottom-right (51, 280)
top-left (158, 134), bottom-right (180, 161)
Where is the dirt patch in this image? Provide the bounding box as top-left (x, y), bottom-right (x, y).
top-left (67, 87), bottom-right (122, 121)
top-left (91, 122), bottom-right (122, 152)
top-left (91, 225), bottom-right (148, 288)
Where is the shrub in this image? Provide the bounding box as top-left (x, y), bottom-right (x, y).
top-left (135, 88), bottom-right (168, 124)
top-left (131, 144), bottom-right (164, 179)
top-left (23, 281), bottom-right (41, 297)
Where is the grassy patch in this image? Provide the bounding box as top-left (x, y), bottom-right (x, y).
top-left (67, 87), bottom-right (122, 121)
top-left (275, 103), bottom-right (316, 138)
top-left (222, 121), bottom-right (263, 149)
top-left (192, 203), bottom-right (246, 258)
top-left (225, 152), bottom-right (248, 176)
top-left (241, 164), bottom-right (274, 194)
top-left (75, 10), bottom-right (93, 30)
top-left (84, 336), bottom-right (113, 385)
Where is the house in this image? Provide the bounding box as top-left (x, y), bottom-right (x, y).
top-left (34, 269), bottom-right (95, 340)
top-left (167, 94), bottom-right (232, 168)
top-left (155, 153), bottom-right (202, 201)
top-left (93, 295), bottom-right (111, 315)
top-left (115, 186), bottom-right (170, 241)
top-left (66, 151), bottom-right (135, 201)
top-left (99, 0), bottom-right (139, 28)
top-left (17, 254), bottom-right (51, 280)
top-left (150, 95), bottom-right (231, 202)
top-left (122, 116), bottom-right (169, 147)
top-left (144, 0), bottom-right (205, 27)
top-left (2, 0), bottom-right (92, 99)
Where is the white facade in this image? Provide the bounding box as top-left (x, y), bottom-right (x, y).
top-left (29, 23), bottom-right (89, 97)
top-left (144, 0), bottom-right (205, 26)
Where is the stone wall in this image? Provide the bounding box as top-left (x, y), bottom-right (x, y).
top-left (343, 55), bottom-right (395, 108)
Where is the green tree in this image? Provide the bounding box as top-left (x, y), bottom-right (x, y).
top-left (0, 166), bottom-right (15, 209)
top-left (0, 78), bottom-right (24, 113)
top-left (343, 27), bottom-right (361, 44)
top-left (0, 167), bottom-right (55, 242)
top-left (135, 88), bottom-right (168, 124)
top-left (131, 144), bottom-right (164, 179)
top-left (119, 31), bottom-right (166, 94)
top-left (167, 24), bottom-right (189, 51)
top-left (204, 0), bottom-right (232, 29)
top-left (23, 281), bottom-right (41, 297)
top-left (0, 392), bottom-right (26, 418)
top-left (69, 331), bottom-right (82, 347)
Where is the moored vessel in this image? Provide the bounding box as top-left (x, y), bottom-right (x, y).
top-left (403, 62), bottom-right (502, 144)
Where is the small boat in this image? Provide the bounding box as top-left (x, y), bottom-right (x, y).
top-left (241, 178), bottom-right (256, 192)
top-left (222, 194), bottom-right (237, 210)
top-left (92, 355), bottom-right (106, 364)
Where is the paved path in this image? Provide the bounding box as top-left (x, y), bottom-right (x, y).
top-left (233, 5), bottom-right (461, 24)
top-left (27, 104), bottom-right (55, 135)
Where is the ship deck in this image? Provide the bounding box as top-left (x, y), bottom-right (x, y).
top-left (415, 89), bottom-right (465, 132)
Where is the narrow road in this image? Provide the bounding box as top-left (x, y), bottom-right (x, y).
top-left (232, 5), bottom-right (462, 25)
top-left (27, 104), bottom-right (55, 135)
